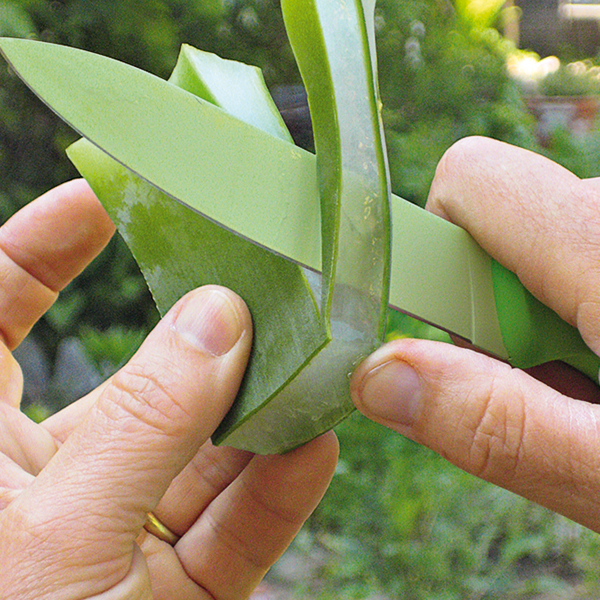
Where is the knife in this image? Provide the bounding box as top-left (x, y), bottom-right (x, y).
top-left (0, 39), bottom-right (597, 402)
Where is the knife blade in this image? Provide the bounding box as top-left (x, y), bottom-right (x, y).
top-left (1, 37), bottom-right (598, 379)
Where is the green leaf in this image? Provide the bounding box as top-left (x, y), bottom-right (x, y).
top-left (169, 44), bottom-right (293, 143)
top-left (67, 46), bottom-right (330, 453)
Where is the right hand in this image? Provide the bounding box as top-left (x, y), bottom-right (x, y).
top-left (351, 137), bottom-right (600, 532)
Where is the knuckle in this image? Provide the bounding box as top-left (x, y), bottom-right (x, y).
top-left (428, 136), bottom-right (491, 213)
top-left (100, 359), bottom-right (192, 439)
top-left (204, 511), bottom-right (274, 572)
top-left (435, 136), bottom-right (489, 181)
top-left (0, 489), bottom-right (17, 511)
top-left (461, 370), bottom-right (527, 485)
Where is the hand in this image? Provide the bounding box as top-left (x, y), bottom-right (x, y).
top-left (0, 180), bottom-right (339, 599)
top-left (351, 137), bottom-right (600, 532)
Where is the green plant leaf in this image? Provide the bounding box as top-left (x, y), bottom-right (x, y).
top-left (169, 44), bottom-right (293, 143)
top-left (67, 45), bottom-right (330, 453)
top-left (69, 0), bottom-right (390, 454)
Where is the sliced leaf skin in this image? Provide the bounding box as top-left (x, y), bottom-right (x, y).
top-left (66, 46), bottom-right (331, 453)
top-left (282, 0), bottom-right (392, 337)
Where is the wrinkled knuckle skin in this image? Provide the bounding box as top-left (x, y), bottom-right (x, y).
top-left (460, 373), bottom-right (527, 486)
top-left (437, 136), bottom-right (487, 174)
top-left (428, 136), bottom-right (490, 214)
top-left (100, 360), bottom-right (192, 439)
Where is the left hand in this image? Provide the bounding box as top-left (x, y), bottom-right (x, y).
top-left (0, 180), bottom-right (339, 599)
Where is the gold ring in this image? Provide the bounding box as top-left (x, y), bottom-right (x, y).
top-left (144, 511), bottom-right (180, 546)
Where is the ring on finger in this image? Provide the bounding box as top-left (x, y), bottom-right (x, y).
top-left (144, 511), bottom-right (180, 546)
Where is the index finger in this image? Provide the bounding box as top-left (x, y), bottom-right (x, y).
top-left (427, 137), bottom-right (600, 357)
top-left (0, 179), bottom-right (115, 349)
top-left (1, 287), bottom-right (252, 595)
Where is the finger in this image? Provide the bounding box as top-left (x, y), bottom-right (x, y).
top-left (0, 344), bottom-right (23, 408)
top-left (154, 440), bottom-right (252, 536)
top-left (427, 136), bottom-right (600, 355)
top-left (0, 406), bottom-right (59, 511)
top-left (0, 403), bottom-right (58, 476)
top-left (0, 286), bottom-right (252, 596)
top-left (137, 533), bottom-right (207, 600)
top-left (176, 432), bottom-right (339, 600)
top-left (0, 179), bottom-right (115, 349)
top-left (351, 339), bottom-right (600, 532)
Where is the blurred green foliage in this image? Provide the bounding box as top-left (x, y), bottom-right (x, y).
top-left (540, 63), bottom-right (600, 98)
top-left (376, 0), bottom-right (540, 205)
top-left (4, 0), bottom-right (600, 598)
top-left (303, 413), bottom-right (600, 599)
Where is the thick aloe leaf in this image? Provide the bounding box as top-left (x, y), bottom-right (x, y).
top-left (0, 2), bottom-right (391, 453)
top-left (66, 46), bottom-right (330, 450)
top-left (70, 139), bottom-right (328, 415)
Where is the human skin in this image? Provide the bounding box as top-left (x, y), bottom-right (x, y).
top-left (5, 136), bottom-right (599, 597)
top-left (351, 136), bottom-right (600, 533)
top-left (0, 179), bottom-right (339, 600)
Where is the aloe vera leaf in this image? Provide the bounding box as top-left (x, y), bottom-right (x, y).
top-left (169, 44), bottom-right (293, 144)
top-left (0, 29), bottom-right (389, 453)
top-left (217, 0), bottom-right (391, 452)
top-left (65, 46), bottom-right (330, 452)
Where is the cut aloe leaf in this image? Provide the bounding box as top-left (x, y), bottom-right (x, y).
top-left (70, 138), bottom-right (327, 424)
top-left (66, 46), bottom-right (333, 453)
top-left (0, 0), bottom-right (391, 453)
top-left (0, 0), bottom-right (390, 453)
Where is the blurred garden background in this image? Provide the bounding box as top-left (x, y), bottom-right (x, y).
top-left (3, 0), bottom-right (600, 598)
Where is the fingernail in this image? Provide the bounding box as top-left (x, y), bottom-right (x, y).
top-left (173, 289), bottom-right (244, 356)
top-left (358, 360), bottom-right (422, 426)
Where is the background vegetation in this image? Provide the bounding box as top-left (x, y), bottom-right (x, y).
top-left (3, 0), bottom-right (600, 597)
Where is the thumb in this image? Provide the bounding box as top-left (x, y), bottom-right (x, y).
top-left (351, 338), bottom-right (600, 532)
top-left (0, 285), bottom-right (252, 596)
